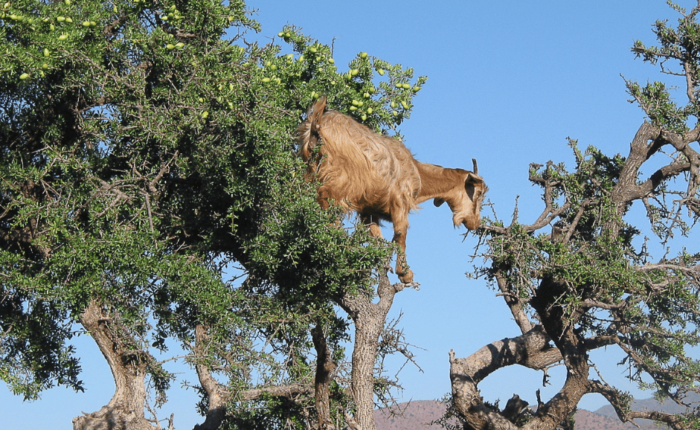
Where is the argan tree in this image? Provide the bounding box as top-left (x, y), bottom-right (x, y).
top-left (0, 0), bottom-right (426, 428)
top-left (448, 2), bottom-right (700, 429)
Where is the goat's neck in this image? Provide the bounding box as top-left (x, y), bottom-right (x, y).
top-left (414, 161), bottom-right (467, 203)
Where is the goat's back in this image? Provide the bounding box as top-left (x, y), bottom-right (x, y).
top-left (298, 109), bottom-right (420, 218)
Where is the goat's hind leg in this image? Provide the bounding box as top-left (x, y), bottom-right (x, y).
top-left (359, 213), bottom-right (383, 239)
top-left (360, 214), bottom-right (394, 275)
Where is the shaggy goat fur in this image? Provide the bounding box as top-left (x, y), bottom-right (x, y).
top-left (297, 96), bottom-right (486, 283)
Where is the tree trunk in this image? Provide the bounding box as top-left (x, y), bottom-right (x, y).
top-left (312, 324), bottom-right (337, 430)
top-left (73, 300), bottom-right (157, 430)
top-left (449, 275), bottom-right (598, 430)
top-left (349, 312), bottom-right (383, 429)
top-left (449, 326), bottom-right (561, 430)
top-left (337, 273), bottom-right (401, 430)
top-left (193, 324), bottom-right (227, 430)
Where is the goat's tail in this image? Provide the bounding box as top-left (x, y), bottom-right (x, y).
top-left (297, 96), bottom-right (327, 161)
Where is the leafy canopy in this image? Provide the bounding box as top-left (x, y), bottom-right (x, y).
top-left (0, 0), bottom-right (425, 411)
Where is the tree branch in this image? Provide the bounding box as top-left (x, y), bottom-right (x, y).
top-left (588, 380), bottom-right (690, 430)
top-left (449, 326), bottom-right (563, 430)
top-left (494, 268), bottom-right (532, 334)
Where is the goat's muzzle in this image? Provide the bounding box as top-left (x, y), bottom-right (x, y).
top-left (462, 216), bottom-right (481, 231)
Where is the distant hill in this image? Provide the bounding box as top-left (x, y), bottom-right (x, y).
top-left (595, 392), bottom-right (700, 419)
top-left (374, 395), bottom-right (699, 430)
top-left (572, 409), bottom-right (657, 430)
top-left (374, 400), bottom-right (450, 430)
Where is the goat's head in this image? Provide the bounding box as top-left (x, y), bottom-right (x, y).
top-left (433, 159), bottom-right (487, 230)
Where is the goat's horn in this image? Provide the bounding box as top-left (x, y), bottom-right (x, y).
top-left (472, 158), bottom-right (478, 175)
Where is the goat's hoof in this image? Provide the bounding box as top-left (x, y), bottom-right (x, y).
top-left (403, 282), bottom-right (420, 290)
top-left (397, 269), bottom-right (414, 284)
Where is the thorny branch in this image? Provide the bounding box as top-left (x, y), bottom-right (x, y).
top-left (455, 9), bottom-right (700, 425)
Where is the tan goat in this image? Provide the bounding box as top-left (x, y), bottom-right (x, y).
top-left (297, 96), bottom-right (486, 283)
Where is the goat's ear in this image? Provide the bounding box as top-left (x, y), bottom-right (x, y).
top-left (465, 172), bottom-right (484, 186)
top-left (433, 198), bottom-right (445, 207)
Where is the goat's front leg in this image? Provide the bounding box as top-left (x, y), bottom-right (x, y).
top-left (391, 216), bottom-right (413, 284)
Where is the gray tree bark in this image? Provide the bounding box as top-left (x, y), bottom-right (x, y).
top-left (312, 323), bottom-right (337, 430)
top-left (193, 324), bottom-right (227, 430)
top-left (73, 300), bottom-right (162, 430)
top-left (336, 273), bottom-right (406, 430)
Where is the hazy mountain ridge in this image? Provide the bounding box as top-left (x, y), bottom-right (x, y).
top-left (374, 395), bottom-right (700, 430)
top-left (374, 400), bottom-right (449, 430)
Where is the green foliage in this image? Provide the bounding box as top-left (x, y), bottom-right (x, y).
top-left (478, 139), bottom-right (700, 397)
top-left (472, 6), bottom-right (700, 421)
top-left (625, 79), bottom-right (693, 132)
top-left (222, 394), bottom-right (306, 430)
top-left (629, 3), bottom-right (700, 131)
top-left (0, 0), bottom-right (427, 424)
top-left (0, 296), bottom-right (81, 400)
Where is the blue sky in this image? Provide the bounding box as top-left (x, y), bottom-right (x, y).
top-left (3, 1), bottom-right (698, 428)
